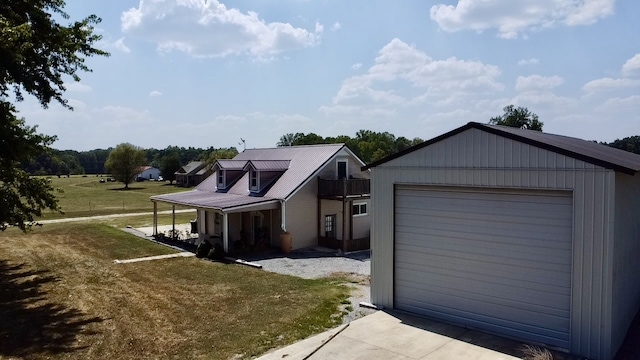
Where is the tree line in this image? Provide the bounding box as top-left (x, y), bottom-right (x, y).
top-left (22, 146), bottom-right (239, 177)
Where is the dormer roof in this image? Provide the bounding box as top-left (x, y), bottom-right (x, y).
top-left (214, 160), bottom-right (248, 171)
top-left (243, 160), bottom-right (291, 172)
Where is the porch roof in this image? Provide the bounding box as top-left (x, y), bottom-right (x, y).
top-left (151, 189), bottom-right (278, 212)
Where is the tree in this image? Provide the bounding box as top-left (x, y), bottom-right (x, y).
top-left (607, 136), bottom-right (640, 155)
top-left (489, 105), bottom-right (543, 131)
top-left (1, 0), bottom-right (108, 230)
top-left (105, 144), bottom-right (146, 189)
top-left (204, 147), bottom-right (239, 170)
top-left (160, 153), bottom-right (181, 184)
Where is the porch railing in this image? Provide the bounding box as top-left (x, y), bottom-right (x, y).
top-left (318, 178), bottom-right (370, 197)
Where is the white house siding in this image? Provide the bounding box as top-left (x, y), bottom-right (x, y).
top-left (351, 200), bottom-right (370, 239)
top-left (370, 128), bottom-right (617, 360)
top-left (611, 172), bottom-right (640, 358)
top-left (320, 199), bottom-right (346, 240)
top-left (285, 177), bottom-right (319, 250)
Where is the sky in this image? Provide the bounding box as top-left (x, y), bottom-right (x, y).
top-left (15, 0), bottom-right (640, 151)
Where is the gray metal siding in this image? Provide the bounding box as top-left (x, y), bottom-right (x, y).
top-left (611, 172), bottom-right (640, 359)
top-left (370, 127), bottom-right (617, 360)
top-left (394, 186), bottom-right (572, 348)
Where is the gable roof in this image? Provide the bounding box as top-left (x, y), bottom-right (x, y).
top-left (175, 161), bottom-right (204, 175)
top-left (152, 144), bottom-right (350, 211)
top-left (364, 122), bottom-right (640, 175)
top-left (214, 160), bottom-right (248, 171)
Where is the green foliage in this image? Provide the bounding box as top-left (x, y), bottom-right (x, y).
top-left (0, 102), bottom-right (60, 230)
top-left (489, 105), bottom-right (543, 131)
top-left (277, 130), bottom-right (424, 163)
top-left (159, 153), bottom-right (181, 184)
top-left (204, 147), bottom-right (239, 169)
top-left (0, 0), bottom-right (108, 231)
top-left (607, 136), bottom-right (640, 155)
top-left (104, 143), bottom-right (146, 189)
top-left (0, 0), bottom-right (109, 108)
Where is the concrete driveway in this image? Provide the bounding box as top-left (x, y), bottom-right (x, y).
top-left (256, 311), bottom-right (526, 360)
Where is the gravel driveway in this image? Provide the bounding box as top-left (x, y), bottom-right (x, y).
top-left (250, 251), bottom-right (370, 279)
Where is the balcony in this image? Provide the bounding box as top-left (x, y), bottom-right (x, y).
top-left (318, 178), bottom-right (370, 198)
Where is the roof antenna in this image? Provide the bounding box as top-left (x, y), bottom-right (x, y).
top-left (239, 138), bottom-right (246, 151)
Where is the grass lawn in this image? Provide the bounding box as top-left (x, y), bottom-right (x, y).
top-left (0, 223), bottom-right (349, 359)
top-left (42, 175), bottom-right (191, 219)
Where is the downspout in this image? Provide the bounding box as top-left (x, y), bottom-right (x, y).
top-left (152, 201), bottom-right (158, 236)
top-left (280, 200), bottom-right (287, 232)
top-left (223, 212), bottom-right (229, 253)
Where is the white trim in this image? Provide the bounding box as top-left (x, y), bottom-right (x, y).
top-left (249, 170), bottom-right (260, 192)
top-left (217, 170), bottom-right (225, 189)
top-left (337, 158), bottom-right (348, 179)
top-left (352, 201), bottom-right (368, 217)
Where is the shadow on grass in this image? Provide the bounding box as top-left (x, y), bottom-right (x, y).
top-left (0, 260), bottom-right (103, 358)
top-left (108, 187), bottom-right (146, 191)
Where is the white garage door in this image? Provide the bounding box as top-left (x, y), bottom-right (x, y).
top-left (394, 186), bottom-right (572, 349)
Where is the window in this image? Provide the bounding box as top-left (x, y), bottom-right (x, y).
top-left (217, 170), bottom-right (225, 188)
top-left (337, 160), bottom-right (347, 179)
top-left (325, 214), bottom-right (336, 238)
top-left (352, 202), bottom-right (367, 216)
top-left (249, 170), bottom-right (259, 191)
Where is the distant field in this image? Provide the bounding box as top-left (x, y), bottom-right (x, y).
top-left (42, 175), bottom-right (193, 219)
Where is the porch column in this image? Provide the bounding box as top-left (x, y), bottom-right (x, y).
top-left (153, 201), bottom-right (158, 236)
top-left (172, 205), bottom-right (176, 240)
top-left (223, 212), bottom-right (229, 253)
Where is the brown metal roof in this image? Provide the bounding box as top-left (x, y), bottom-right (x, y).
top-left (175, 161), bottom-right (204, 175)
top-left (150, 190), bottom-right (278, 211)
top-left (153, 144), bottom-right (347, 209)
top-left (243, 160), bottom-right (291, 171)
top-left (214, 160), bottom-right (247, 170)
top-left (364, 122), bottom-right (640, 175)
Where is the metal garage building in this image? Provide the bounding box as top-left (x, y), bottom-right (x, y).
top-left (365, 122), bottom-right (640, 360)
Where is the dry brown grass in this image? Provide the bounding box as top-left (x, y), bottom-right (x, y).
top-left (0, 223), bottom-right (349, 359)
top-left (521, 344), bottom-right (554, 360)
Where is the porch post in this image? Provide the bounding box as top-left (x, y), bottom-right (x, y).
top-left (153, 201), bottom-right (158, 236)
top-left (172, 205), bottom-right (176, 240)
top-left (223, 212), bottom-right (229, 253)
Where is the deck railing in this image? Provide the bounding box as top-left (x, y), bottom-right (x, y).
top-left (318, 178), bottom-right (370, 197)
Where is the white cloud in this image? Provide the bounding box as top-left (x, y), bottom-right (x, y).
top-left (582, 77), bottom-right (640, 93)
top-left (66, 82), bottom-right (92, 93)
top-left (94, 105), bottom-right (153, 127)
top-left (114, 37), bottom-right (131, 53)
top-left (332, 38), bottom-right (503, 106)
top-left (351, 63), bottom-right (362, 70)
top-left (515, 75), bottom-right (564, 92)
top-left (517, 58), bottom-right (540, 66)
top-left (149, 90), bottom-right (162, 97)
top-left (121, 0), bottom-right (323, 58)
top-left (330, 22), bottom-right (342, 31)
top-left (622, 54), bottom-right (640, 76)
top-left (430, 0), bottom-right (615, 39)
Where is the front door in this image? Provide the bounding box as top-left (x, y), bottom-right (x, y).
top-left (325, 214), bottom-right (336, 238)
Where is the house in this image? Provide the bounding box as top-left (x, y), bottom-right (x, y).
top-left (137, 166), bottom-right (161, 180)
top-left (151, 144), bottom-right (371, 253)
top-left (175, 161), bottom-right (205, 187)
top-left (365, 122), bottom-right (640, 360)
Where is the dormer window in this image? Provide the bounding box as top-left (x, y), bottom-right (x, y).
top-left (217, 170), bottom-right (225, 188)
top-left (249, 170), bottom-right (259, 191)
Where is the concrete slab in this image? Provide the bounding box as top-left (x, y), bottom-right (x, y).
top-left (113, 251), bottom-right (194, 264)
top-left (256, 311), bottom-right (523, 360)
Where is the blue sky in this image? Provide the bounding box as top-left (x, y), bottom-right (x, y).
top-left (16, 0), bottom-right (640, 151)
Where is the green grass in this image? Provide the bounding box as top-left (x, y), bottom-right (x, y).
top-left (43, 175), bottom-right (191, 219)
top-left (0, 223), bottom-right (350, 359)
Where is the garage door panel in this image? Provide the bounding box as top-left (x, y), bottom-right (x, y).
top-left (395, 230), bottom-right (572, 264)
top-left (396, 241), bottom-right (572, 274)
top-left (396, 211), bottom-right (572, 241)
top-left (394, 186), bottom-right (572, 349)
top-left (396, 202), bottom-right (572, 226)
top-left (395, 266), bottom-right (571, 311)
top-left (395, 256), bottom-right (571, 295)
top-left (398, 280), bottom-right (569, 332)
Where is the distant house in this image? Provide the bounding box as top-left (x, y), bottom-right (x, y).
top-left (151, 144), bottom-right (371, 254)
top-left (175, 161), bottom-right (205, 187)
top-left (137, 166), bottom-right (161, 180)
